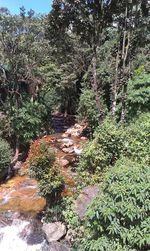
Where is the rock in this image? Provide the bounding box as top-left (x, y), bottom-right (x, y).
top-left (61, 142), bottom-right (73, 149)
top-left (20, 219), bottom-right (44, 245)
top-left (61, 138), bottom-right (73, 144)
top-left (81, 136), bottom-right (87, 140)
top-left (72, 130), bottom-right (81, 137)
top-left (65, 228), bottom-right (76, 243)
top-left (48, 241), bottom-right (70, 251)
top-left (62, 147), bottom-right (74, 154)
top-left (73, 146), bottom-right (82, 155)
top-left (65, 123), bottom-right (87, 137)
top-left (74, 186), bottom-right (100, 220)
top-left (60, 159), bottom-right (70, 167)
top-left (42, 222), bottom-right (66, 243)
top-left (61, 132), bottom-right (71, 138)
top-left (13, 161), bottom-right (22, 171)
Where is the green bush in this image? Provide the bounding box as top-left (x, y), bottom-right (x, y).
top-left (28, 138), bottom-right (64, 200)
top-left (126, 113), bottom-right (150, 164)
top-left (78, 118), bottom-right (126, 175)
top-left (38, 166), bottom-right (64, 200)
top-left (78, 113), bottom-right (150, 179)
top-left (11, 101), bottom-right (48, 146)
top-left (78, 158), bottom-right (150, 251)
top-left (127, 68), bottom-right (150, 120)
top-left (77, 89), bottom-right (99, 131)
top-left (0, 138), bottom-right (11, 182)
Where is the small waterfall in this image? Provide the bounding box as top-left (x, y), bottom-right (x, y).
top-left (0, 218), bottom-right (48, 251)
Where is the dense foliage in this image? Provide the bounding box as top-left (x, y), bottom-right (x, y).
top-left (0, 1), bottom-right (149, 250)
top-left (77, 159), bottom-right (150, 251)
top-left (0, 137), bottom-right (11, 181)
top-left (78, 113), bottom-right (150, 177)
top-left (27, 136), bottom-right (64, 200)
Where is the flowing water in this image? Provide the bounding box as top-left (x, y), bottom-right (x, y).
top-left (0, 217), bottom-right (48, 251)
top-left (0, 123), bottom-right (87, 250)
top-left (0, 176), bottom-right (46, 251)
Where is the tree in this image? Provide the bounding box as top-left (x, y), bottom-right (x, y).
top-left (47, 0), bottom-right (149, 123)
top-left (47, 0), bottom-right (116, 122)
top-left (0, 9), bottom-right (51, 160)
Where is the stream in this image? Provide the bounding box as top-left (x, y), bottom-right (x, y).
top-left (0, 176), bottom-right (47, 251)
top-left (0, 122), bottom-right (87, 251)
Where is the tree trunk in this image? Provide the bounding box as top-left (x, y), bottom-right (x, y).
top-left (111, 49), bottom-right (119, 119)
top-left (121, 30), bottom-right (130, 123)
top-left (11, 137), bottom-right (20, 165)
top-left (91, 50), bottom-right (103, 124)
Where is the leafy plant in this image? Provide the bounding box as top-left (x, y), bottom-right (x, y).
top-left (78, 113), bottom-right (150, 182)
top-left (78, 158), bottom-right (150, 251)
top-left (27, 136), bottom-right (64, 200)
top-left (77, 89), bottom-right (99, 130)
top-left (127, 69), bottom-right (150, 119)
top-left (125, 113), bottom-right (150, 164)
top-left (11, 101), bottom-right (48, 146)
top-left (0, 137), bottom-right (11, 182)
top-left (78, 118), bottom-right (126, 175)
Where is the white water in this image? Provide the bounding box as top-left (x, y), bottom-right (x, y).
top-left (0, 219), bottom-right (47, 251)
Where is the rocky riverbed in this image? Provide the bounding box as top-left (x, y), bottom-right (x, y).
top-left (0, 123), bottom-right (88, 251)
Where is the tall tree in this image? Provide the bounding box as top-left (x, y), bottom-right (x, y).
top-left (0, 9), bottom-right (50, 160)
top-left (47, 0), bottom-right (149, 122)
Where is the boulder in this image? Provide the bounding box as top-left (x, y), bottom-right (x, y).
top-left (20, 219), bottom-right (44, 245)
top-left (42, 222), bottom-right (66, 243)
top-left (62, 147), bottom-right (74, 154)
top-left (48, 241), bottom-right (70, 251)
top-left (62, 133), bottom-right (71, 138)
top-left (61, 138), bottom-right (73, 144)
top-left (74, 186), bottom-right (100, 220)
top-left (61, 142), bottom-right (73, 148)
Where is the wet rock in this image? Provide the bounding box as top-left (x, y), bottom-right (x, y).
top-left (73, 146), bottom-right (82, 155)
top-left (61, 138), bottom-right (73, 144)
top-left (0, 176), bottom-right (46, 215)
top-left (81, 136), bottom-right (87, 140)
top-left (62, 142), bottom-right (73, 148)
top-left (60, 159), bottom-right (70, 167)
top-left (42, 222), bottom-right (66, 243)
top-left (48, 241), bottom-right (70, 251)
top-left (65, 123), bottom-right (87, 137)
top-left (20, 219), bottom-right (44, 245)
top-left (13, 161), bottom-right (22, 171)
top-left (63, 155), bottom-right (76, 165)
top-left (62, 133), bottom-right (71, 138)
top-left (62, 147), bottom-right (74, 154)
top-left (74, 186), bottom-right (100, 220)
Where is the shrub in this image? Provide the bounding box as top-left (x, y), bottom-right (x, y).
top-left (78, 158), bottom-right (150, 251)
top-left (78, 113), bottom-right (150, 179)
top-left (78, 118), bottom-right (126, 175)
top-left (126, 113), bottom-right (150, 164)
top-left (77, 89), bottom-right (99, 131)
top-left (38, 166), bottom-right (64, 200)
top-left (11, 101), bottom-right (48, 146)
top-left (127, 68), bottom-right (150, 120)
top-left (27, 136), bottom-right (64, 200)
top-left (0, 137), bottom-right (11, 182)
